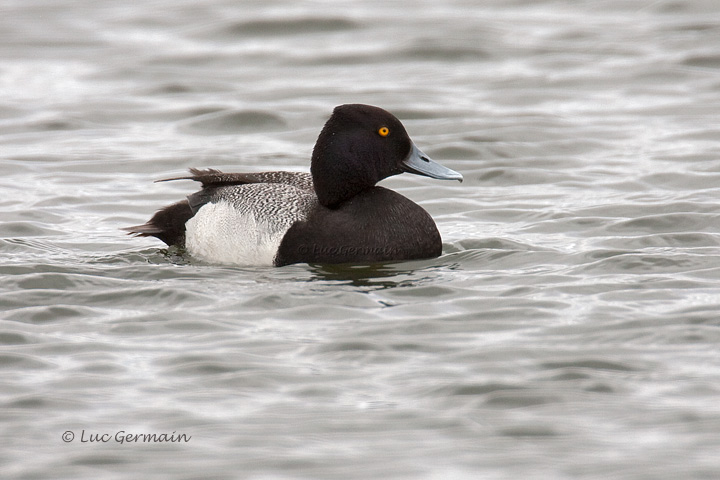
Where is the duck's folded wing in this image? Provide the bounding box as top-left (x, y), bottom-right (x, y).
top-left (158, 168), bottom-right (314, 192)
top-left (124, 169), bottom-right (315, 248)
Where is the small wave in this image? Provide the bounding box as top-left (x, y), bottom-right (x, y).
top-left (606, 213), bottom-right (717, 234)
top-left (219, 17), bottom-right (359, 37)
top-left (179, 109), bottom-right (286, 135)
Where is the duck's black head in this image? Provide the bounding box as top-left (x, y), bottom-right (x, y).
top-left (311, 104), bottom-right (462, 207)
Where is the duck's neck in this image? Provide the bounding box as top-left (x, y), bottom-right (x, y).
top-left (311, 134), bottom-right (379, 208)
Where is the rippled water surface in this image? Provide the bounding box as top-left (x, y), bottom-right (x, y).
top-left (2, 1), bottom-right (720, 479)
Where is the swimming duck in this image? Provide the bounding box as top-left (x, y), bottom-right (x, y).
top-left (125, 104), bottom-right (462, 266)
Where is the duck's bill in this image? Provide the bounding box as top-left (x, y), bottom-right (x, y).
top-left (401, 144), bottom-right (463, 182)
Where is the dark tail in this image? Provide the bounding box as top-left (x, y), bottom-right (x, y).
top-left (123, 200), bottom-right (194, 247)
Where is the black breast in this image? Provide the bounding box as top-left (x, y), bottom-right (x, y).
top-left (275, 187), bottom-right (442, 266)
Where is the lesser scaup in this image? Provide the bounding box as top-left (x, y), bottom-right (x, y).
top-left (125, 104), bottom-right (462, 266)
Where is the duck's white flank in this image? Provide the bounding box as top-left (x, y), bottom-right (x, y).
top-left (185, 201), bottom-right (288, 266)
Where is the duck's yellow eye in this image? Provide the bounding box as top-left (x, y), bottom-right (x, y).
top-left (378, 126), bottom-right (390, 137)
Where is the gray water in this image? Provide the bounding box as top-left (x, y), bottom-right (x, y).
top-left (2, 1), bottom-right (720, 479)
